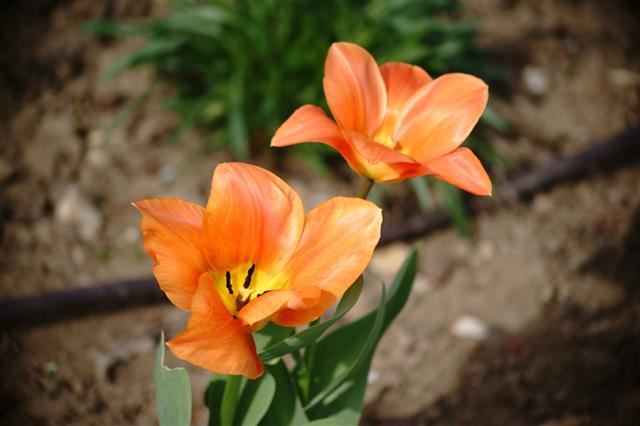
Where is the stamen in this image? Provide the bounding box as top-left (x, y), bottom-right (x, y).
top-left (225, 271), bottom-right (233, 295)
top-left (243, 264), bottom-right (256, 289)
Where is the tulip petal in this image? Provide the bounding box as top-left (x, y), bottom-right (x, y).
top-left (424, 148), bottom-right (492, 196)
top-left (348, 131), bottom-right (417, 166)
top-left (323, 42), bottom-right (387, 136)
top-left (272, 288), bottom-right (336, 327)
top-left (271, 105), bottom-right (359, 168)
top-left (203, 163), bottom-right (304, 276)
top-left (285, 197), bottom-right (382, 299)
top-left (238, 286), bottom-right (336, 331)
top-left (380, 62), bottom-right (432, 113)
top-left (238, 290), bottom-right (293, 331)
top-left (238, 286), bottom-right (336, 329)
top-left (134, 198), bottom-right (208, 311)
top-left (394, 73), bottom-right (488, 163)
top-left (167, 274), bottom-right (264, 379)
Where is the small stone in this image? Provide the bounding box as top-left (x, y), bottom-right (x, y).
top-left (159, 163), bottom-right (177, 185)
top-left (450, 315), bottom-right (490, 340)
top-left (522, 66), bottom-right (550, 96)
top-left (367, 369), bottom-right (379, 384)
top-left (608, 68), bottom-right (639, 89)
top-left (55, 185), bottom-right (103, 241)
top-left (412, 274), bottom-right (433, 295)
top-left (122, 226), bottom-right (140, 245)
top-left (86, 130), bottom-right (110, 169)
top-left (478, 240), bottom-right (495, 259)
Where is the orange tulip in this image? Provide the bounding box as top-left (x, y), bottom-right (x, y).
top-left (272, 42), bottom-right (492, 196)
top-left (134, 163), bottom-right (381, 379)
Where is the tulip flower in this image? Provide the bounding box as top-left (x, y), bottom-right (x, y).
top-left (272, 42), bottom-right (492, 195)
top-left (134, 163), bottom-right (381, 378)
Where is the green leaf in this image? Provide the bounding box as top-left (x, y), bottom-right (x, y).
top-left (259, 361), bottom-right (309, 426)
top-left (259, 277), bottom-right (363, 361)
top-left (234, 373), bottom-right (276, 426)
top-left (304, 283), bottom-right (386, 412)
top-left (205, 374), bottom-right (227, 426)
top-left (254, 323), bottom-right (294, 354)
top-left (305, 249), bottom-right (418, 423)
top-left (154, 332), bottom-right (192, 426)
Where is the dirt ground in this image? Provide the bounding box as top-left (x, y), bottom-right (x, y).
top-left (1, 1), bottom-right (639, 425)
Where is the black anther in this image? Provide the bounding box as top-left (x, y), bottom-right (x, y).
top-left (243, 264), bottom-right (256, 289)
top-left (225, 271), bottom-right (233, 295)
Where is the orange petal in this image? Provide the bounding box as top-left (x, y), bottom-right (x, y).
top-left (271, 105), bottom-right (358, 167)
top-left (167, 274), bottom-right (263, 379)
top-left (394, 73), bottom-right (488, 163)
top-left (272, 288), bottom-right (337, 327)
top-left (348, 131), bottom-right (417, 166)
top-left (323, 42), bottom-right (387, 136)
top-left (134, 198), bottom-right (208, 311)
top-left (284, 197), bottom-right (382, 299)
top-left (238, 290), bottom-right (293, 331)
top-left (424, 147), bottom-right (492, 196)
top-left (238, 286), bottom-right (334, 330)
top-left (203, 163), bottom-right (304, 276)
top-left (380, 62), bottom-right (432, 113)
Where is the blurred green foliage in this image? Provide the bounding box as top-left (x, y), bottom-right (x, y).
top-left (85, 0), bottom-right (504, 233)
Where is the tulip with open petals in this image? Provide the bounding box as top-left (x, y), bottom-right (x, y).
top-left (272, 42), bottom-right (492, 196)
top-left (134, 163), bottom-right (381, 378)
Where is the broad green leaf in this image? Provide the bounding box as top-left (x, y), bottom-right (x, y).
top-left (305, 249), bottom-right (418, 422)
top-left (154, 332), bottom-right (192, 426)
top-left (205, 374), bottom-right (227, 426)
top-left (254, 323), bottom-right (293, 353)
top-left (305, 283), bottom-right (386, 412)
top-left (234, 373), bottom-right (276, 426)
top-left (259, 278), bottom-right (363, 361)
top-left (259, 361), bottom-right (309, 426)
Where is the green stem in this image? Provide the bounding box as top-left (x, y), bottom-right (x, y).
top-left (220, 375), bottom-right (243, 426)
top-left (356, 177), bottom-right (375, 199)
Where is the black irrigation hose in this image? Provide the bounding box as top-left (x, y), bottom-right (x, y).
top-left (1, 126), bottom-right (639, 330)
top-left (380, 125), bottom-right (640, 244)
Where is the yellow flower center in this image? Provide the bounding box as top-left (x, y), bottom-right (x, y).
top-left (213, 264), bottom-right (287, 316)
top-left (372, 112), bottom-right (399, 149)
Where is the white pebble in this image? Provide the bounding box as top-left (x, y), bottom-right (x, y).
top-left (450, 315), bottom-right (490, 340)
top-left (522, 66), bottom-right (550, 96)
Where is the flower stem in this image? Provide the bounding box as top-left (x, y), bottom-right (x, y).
top-left (220, 374), bottom-right (243, 426)
top-left (356, 177), bottom-right (375, 199)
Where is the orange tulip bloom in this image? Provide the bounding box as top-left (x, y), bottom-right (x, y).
top-left (134, 163), bottom-right (381, 379)
top-left (272, 42), bottom-right (492, 195)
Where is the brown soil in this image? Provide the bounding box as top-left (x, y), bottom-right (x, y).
top-left (1, 1), bottom-right (639, 425)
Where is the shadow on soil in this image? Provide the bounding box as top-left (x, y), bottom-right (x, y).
top-left (365, 206), bottom-right (640, 426)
